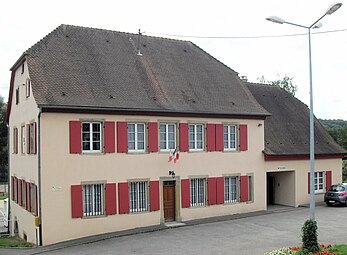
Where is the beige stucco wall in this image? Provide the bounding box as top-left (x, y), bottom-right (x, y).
top-left (39, 112), bottom-right (266, 245)
top-left (8, 59), bottom-right (40, 244)
top-left (265, 158), bottom-right (343, 207)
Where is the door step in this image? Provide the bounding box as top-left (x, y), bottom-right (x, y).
top-left (164, 222), bottom-right (186, 228)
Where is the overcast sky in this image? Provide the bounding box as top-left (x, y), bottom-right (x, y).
top-left (1, 0), bottom-right (346, 119)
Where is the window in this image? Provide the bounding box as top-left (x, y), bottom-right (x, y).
top-left (16, 88), bottom-right (19, 105)
top-left (130, 181), bottom-right (148, 212)
top-left (314, 172), bottom-right (324, 192)
top-left (25, 78), bottom-right (31, 98)
top-left (21, 63), bottom-right (25, 74)
top-left (128, 123), bottom-right (145, 152)
top-left (160, 123), bottom-right (176, 151)
top-left (189, 124), bottom-right (204, 151)
top-left (29, 183), bottom-right (36, 214)
top-left (248, 175), bottom-right (253, 202)
top-left (29, 123), bottom-right (36, 154)
top-left (13, 177), bottom-right (18, 202)
top-left (224, 125), bottom-right (237, 150)
top-left (13, 127), bottom-right (18, 154)
top-left (82, 122), bottom-right (101, 152)
top-left (21, 181), bottom-right (26, 208)
top-left (83, 183), bottom-right (105, 216)
top-left (26, 123), bottom-right (36, 154)
top-left (225, 176), bottom-right (238, 203)
top-left (190, 178), bottom-right (206, 207)
top-left (21, 125), bottom-right (25, 154)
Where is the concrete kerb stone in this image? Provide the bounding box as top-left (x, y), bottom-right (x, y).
top-left (0, 205), bottom-right (320, 255)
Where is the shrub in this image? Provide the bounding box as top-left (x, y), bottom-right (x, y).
top-left (301, 219), bottom-right (320, 253)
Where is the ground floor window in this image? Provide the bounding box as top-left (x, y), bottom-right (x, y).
top-left (130, 181), bottom-right (148, 213)
top-left (225, 176), bottom-right (238, 203)
top-left (314, 172), bottom-right (324, 193)
top-left (83, 183), bottom-right (105, 216)
top-left (190, 178), bottom-right (206, 207)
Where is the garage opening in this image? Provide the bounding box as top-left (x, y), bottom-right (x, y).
top-left (266, 171), bottom-right (295, 207)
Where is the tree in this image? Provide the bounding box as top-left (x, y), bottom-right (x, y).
top-left (257, 74), bottom-right (297, 96)
top-left (0, 96), bottom-right (7, 183)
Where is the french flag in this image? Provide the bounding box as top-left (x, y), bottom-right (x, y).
top-left (168, 148), bottom-right (180, 163)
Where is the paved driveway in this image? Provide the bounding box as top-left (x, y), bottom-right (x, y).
top-left (1, 205), bottom-right (346, 255)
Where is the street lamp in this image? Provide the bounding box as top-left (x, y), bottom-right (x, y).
top-left (266, 3), bottom-right (342, 220)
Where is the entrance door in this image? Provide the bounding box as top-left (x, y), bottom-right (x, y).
top-left (267, 175), bottom-right (275, 205)
top-left (163, 181), bottom-right (175, 222)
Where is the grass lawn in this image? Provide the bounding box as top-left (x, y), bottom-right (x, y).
top-left (0, 193), bottom-right (7, 200)
top-left (333, 244), bottom-right (347, 254)
top-left (0, 236), bottom-right (33, 248)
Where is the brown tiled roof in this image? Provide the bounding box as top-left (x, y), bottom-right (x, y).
top-left (246, 82), bottom-right (347, 156)
top-left (20, 25), bottom-right (269, 117)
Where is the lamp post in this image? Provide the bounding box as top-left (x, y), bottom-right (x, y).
top-left (266, 3), bottom-right (342, 220)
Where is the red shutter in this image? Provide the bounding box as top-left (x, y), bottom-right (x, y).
top-left (208, 177), bottom-right (217, 205)
top-left (308, 172), bottom-right (310, 194)
top-left (26, 124), bottom-right (30, 154)
top-left (105, 183), bottom-right (117, 215)
top-left (26, 182), bottom-right (30, 211)
top-left (11, 176), bottom-right (14, 200)
top-left (71, 185), bottom-right (83, 218)
top-left (216, 177), bottom-right (224, 204)
top-left (104, 122), bottom-right (115, 153)
top-left (240, 176), bottom-right (249, 202)
top-left (181, 179), bottom-right (190, 208)
top-left (117, 122), bottom-right (128, 153)
top-left (215, 124), bottom-right (224, 152)
top-left (207, 124), bottom-right (216, 152)
top-left (179, 123), bottom-right (189, 152)
top-left (33, 122), bottom-right (37, 154)
top-left (69, 121), bottom-right (81, 154)
top-left (148, 122), bottom-right (158, 153)
top-left (34, 185), bottom-right (38, 216)
top-left (18, 179), bottom-right (22, 206)
top-left (326, 171), bottom-right (332, 191)
top-left (118, 182), bottom-right (129, 214)
top-left (150, 181), bottom-right (160, 211)
top-left (239, 124), bottom-right (248, 151)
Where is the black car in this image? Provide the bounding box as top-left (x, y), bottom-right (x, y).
top-left (324, 183), bottom-right (347, 206)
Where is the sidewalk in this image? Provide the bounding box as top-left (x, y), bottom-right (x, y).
top-left (0, 205), bottom-right (303, 255)
top-left (0, 205), bottom-right (336, 255)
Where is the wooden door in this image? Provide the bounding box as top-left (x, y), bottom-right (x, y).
top-left (163, 181), bottom-right (175, 221)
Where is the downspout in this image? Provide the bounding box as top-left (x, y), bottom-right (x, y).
top-left (38, 107), bottom-right (42, 245)
top-left (6, 123), bottom-right (10, 235)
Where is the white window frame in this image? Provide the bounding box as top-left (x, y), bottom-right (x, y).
top-left (82, 183), bottom-right (105, 217)
top-left (159, 123), bottom-right (176, 151)
top-left (189, 124), bottom-right (204, 151)
top-left (82, 122), bottom-right (102, 153)
top-left (128, 123), bottom-right (146, 152)
top-left (129, 181), bottom-right (149, 213)
top-left (224, 176), bottom-right (239, 203)
top-left (190, 178), bottom-right (206, 207)
top-left (224, 124), bottom-right (237, 151)
top-left (314, 171), bottom-right (324, 193)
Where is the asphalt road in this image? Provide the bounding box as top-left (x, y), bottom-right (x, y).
top-left (1, 205), bottom-right (346, 255)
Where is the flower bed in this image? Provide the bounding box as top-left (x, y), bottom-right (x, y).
top-left (264, 244), bottom-right (347, 255)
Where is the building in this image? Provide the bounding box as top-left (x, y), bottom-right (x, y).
top-left (6, 25), bottom-right (346, 245)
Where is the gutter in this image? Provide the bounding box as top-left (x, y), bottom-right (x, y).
top-left (39, 104), bottom-right (271, 120)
